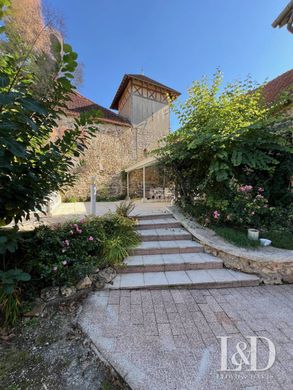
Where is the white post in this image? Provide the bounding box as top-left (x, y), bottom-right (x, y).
top-left (90, 176), bottom-right (97, 215)
top-left (142, 166), bottom-right (146, 202)
top-left (126, 172), bottom-right (130, 199)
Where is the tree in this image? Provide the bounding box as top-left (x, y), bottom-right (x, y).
top-left (0, 0), bottom-right (99, 225)
top-left (157, 70), bottom-right (292, 218)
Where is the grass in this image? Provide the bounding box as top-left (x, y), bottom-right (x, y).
top-left (264, 230), bottom-right (293, 250)
top-left (213, 226), bottom-right (293, 250)
top-left (213, 226), bottom-right (260, 248)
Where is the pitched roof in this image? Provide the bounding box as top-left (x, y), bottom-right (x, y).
top-left (110, 74), bottom-right (181, 110)
top-left (263, 69), bottom-right (293, 104)
top-left (272, 0), bottom-right (293, 32)
top-left (65, 92), bottom-right (131, 126)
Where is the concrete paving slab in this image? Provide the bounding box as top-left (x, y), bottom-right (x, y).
top-left (78, 286), bottom-right (293, 390)
top-left (144, 272), bottom-right (168, 287)
top-left (165, 271), bottom-right (191, 285)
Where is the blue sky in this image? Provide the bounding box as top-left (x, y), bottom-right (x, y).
top-left (45, 0), bottom-right (292, 129)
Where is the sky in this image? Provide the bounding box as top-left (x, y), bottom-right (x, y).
top-left (45, 0), bottom-right (292, 130)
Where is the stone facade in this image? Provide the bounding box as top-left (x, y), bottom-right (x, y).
top-left (60, 118), bottom-right (132, 200)
top-left (61, 76), bottom-right (180, 201)
top-left (60, 105), bottom-right (172, 200)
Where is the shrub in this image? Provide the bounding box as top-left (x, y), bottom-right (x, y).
top-left (0, 269), bottom-right (31, 326)
top-left (0, 213), bottom-right (139, 326)
top-left (25, 214), bottom-right (139, 288)
top-left (115, 200), bottom-right (136, 218)
top-left (0, 2), bottom-right (99, 226)
top-left (157, 70), bottom-right (292, 232)
top-left (208, 183), bottom-right (270, 229)
top-left (63, 196), bottom-right (80, 203)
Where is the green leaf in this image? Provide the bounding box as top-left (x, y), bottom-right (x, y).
top-left (63, 43), bottom-right (73, 53)
top-left (16, 272), bottom-right (31, 282)
top-left (1, 138), bottom-right (27, 157)
top-left (22, 98), bottom-right (47, 115)
top-left (3, 284), bottom-right (14, 295)
top-left (0, 92), bottom-right (18, 105)
top-left (0, 73), bottom-right (9, 88)
top-left (231, 150), bottom-right (242, 166)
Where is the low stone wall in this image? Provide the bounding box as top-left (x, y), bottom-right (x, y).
top-left (169, 206), bottom-right (293, 285)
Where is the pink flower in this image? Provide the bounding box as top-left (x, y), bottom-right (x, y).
top-left (80, 219), bottom-right (85, 224)
top-left (256, 194), bottom-right (264, 199)
top-left (87, 236), bottom-right (94, 241)
top-left (53, 266), bottom-right (58, 272)
top-left (64, 239), bottom-right (70, 246)
top-left (74, 224), bottom-right (82, 234)
top-left (62, 260), bottom-right (67, 266)
top-left (258, 187), bottom-right (264, 192)
top-left (213, 210), bottom-right (220, 220)
top-left (239, 185), bottom-right (253, 193)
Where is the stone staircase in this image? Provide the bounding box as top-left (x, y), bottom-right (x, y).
top-left (107, 213), bottom-right (260, 289)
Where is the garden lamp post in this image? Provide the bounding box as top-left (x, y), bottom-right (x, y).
top-left (90, 176), bottom-right (97, 215)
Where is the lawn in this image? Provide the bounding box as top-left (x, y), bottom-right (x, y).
top-left (213, 226), bottom-right (293, 250)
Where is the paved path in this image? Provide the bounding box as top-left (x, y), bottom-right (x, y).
top-left (51, 201), bottom-right (170, 217)
top-left (17, 201), bottom-right (170, 231)
top-left (78, 285), bottom-right (293, 390)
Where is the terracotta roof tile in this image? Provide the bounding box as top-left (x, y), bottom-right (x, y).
top-left (263, 69), bottom-right (293, 104)
top-left (65, 92), bottom-right (131, 126)
top-left (64, 70), bottom-right (292, 126)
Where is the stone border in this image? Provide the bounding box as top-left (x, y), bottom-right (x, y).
top-left (168, 206), bottom-right (293, 284)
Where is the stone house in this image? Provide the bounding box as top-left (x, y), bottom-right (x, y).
top-left (60, 74), bottom-right (180, 201)
top-left (60, 69), bottom-right (292, 202)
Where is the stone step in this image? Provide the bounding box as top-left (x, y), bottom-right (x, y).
top-left (107, 269), bottom-right (260, 289)
top-left (136, 217), bottom-right (182, 230)
top-left (139, 227), bottom-right (192, 241)
top-left (136, 213), bottom-right (173, 220)
top-left (130, 240), bottom-right (203, 256)
top-left (120, 253), bottom-right (223, 273)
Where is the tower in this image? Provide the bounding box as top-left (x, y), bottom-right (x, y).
top-left (110, 74), bottom-right (180, 125)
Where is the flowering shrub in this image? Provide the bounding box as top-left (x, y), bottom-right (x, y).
top-left (197, 183), bottom-right (270, 229)
top-left (25, 213), bottom-right (139, 287)
top-left (224, 184), bottom-right (270, 228)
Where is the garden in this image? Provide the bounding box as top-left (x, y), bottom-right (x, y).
top-left (157, 70), bottom-right (293, 250)
top-left (0, 0), bottom-right (139, 328)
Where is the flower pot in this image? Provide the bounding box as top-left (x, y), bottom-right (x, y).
top-left (248, 228), bottom-right (259, 241)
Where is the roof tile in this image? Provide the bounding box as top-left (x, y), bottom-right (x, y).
top-left (263, 69), bottom-right (293, 104)
top-left (65, 92), bottom-right (131, 126)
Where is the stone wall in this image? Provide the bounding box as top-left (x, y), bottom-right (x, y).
top-left (59, 117), bottom-right (133, 200)
top-left (58, 106), bottom-right (170, 200)
top-left (170, 206), bottom-right (293, 285)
